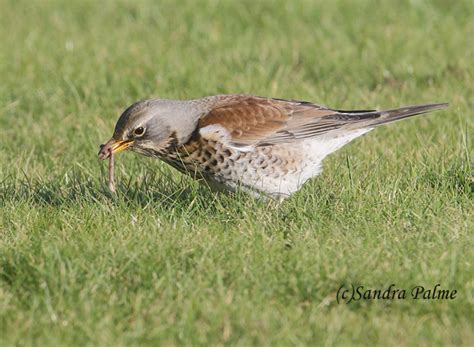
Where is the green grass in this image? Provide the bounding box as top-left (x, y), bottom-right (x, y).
top-left (0, 0), bottom-right (473, 345)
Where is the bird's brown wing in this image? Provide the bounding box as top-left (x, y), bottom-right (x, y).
top-left (197, 95), bottom-right (375, 148)
top-left (197, 95), bottom-right (447, 148)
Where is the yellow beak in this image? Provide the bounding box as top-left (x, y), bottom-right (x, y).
top-left (110, 139), bottom-right (133, 154)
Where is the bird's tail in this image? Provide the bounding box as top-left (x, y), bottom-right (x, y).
top-left (371, 103), bottom-right (449, 126)
top-left (338, 103), bottom-right (449, 128)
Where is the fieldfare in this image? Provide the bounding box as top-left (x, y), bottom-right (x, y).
top-left (98, 95), bottom-right (447, 198)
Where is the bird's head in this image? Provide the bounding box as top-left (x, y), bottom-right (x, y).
top-left (98, 99), bottom-right (200, 160)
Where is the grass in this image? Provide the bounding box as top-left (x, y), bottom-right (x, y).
top-left (0, 0), bottom-right (473, 345)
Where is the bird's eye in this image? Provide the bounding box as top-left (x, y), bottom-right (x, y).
top-left (134, 127), bottom-right (145, 136)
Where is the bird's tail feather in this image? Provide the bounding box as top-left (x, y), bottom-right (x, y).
top-left (371, 103), bottom-right (449, 126)
top-left (337, 103), bottom-right (448, 129)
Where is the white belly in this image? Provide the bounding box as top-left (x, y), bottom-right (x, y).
top-left (220, 128), bottom-right (372, 198)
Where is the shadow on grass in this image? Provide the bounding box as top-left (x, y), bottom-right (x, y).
top-left (0, 165), bottom-right (220, 212)
top-left (1, 158), bottom-right (470, 213)
top-left (0, 164), bottom-right (283, 227)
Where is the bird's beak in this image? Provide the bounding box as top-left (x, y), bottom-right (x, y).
top-left (98, 138), bottom-right (133, 160)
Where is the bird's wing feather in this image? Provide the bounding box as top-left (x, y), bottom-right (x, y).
top-left (197, 95), bottom-right (371, 148)
top-left (197, 95), bottom-right (447, 148)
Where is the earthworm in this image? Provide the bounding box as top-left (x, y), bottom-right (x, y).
top-left (108, 149), bottom-right (116, 193)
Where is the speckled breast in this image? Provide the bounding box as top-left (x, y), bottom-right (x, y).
top-left (161, 137), bottom-right (305, 194)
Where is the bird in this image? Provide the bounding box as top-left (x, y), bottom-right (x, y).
top-left (98, 94), bottom-right (447, 199)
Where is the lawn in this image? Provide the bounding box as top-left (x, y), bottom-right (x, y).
top-left (0, 0), bottom-right (473, 345)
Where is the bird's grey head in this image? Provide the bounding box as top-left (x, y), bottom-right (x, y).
top-left (99, 98), bottom-right (202, 160)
